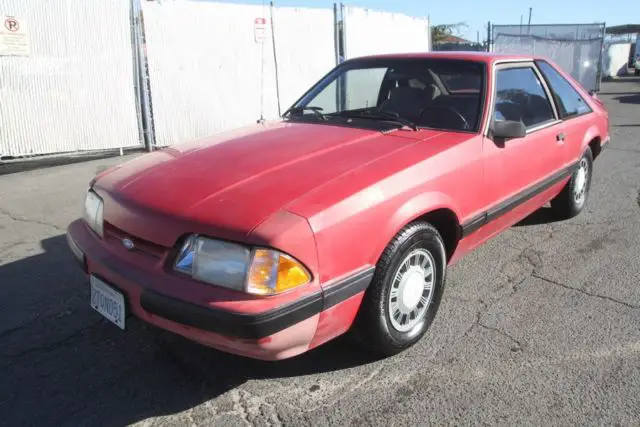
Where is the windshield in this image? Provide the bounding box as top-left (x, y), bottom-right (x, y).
top-left (288, 58), bottom-right (485, 132)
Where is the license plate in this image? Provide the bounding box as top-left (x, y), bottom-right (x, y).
top-left (90, 276), bottom-right (125, 329)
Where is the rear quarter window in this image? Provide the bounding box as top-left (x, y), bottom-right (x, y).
top-left (536, 61), bottom-right (592, 119)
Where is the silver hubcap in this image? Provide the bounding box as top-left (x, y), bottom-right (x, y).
top-left (388, 248), bottom-right (436, 334)
top-left (574, 158), bottom-right (589, 205)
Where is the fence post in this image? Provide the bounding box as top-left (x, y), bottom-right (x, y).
top-left (596, 23), bottom-right (606, 92)
top-left (428, 17), bottom-right (432, 52)
top-left (129, 0), bottom-right (146, 150)
top-left (133, 0), bottom-right (156, 151)
top-left (486, 21), bottom-right (491, 52)
top-left (333, 3), bottom-right (339, 65)
top-left (341, 3), bottom-right (347, 60)
top-left (270, 1), bottom-right (281, 116)
top-left (338, 3), bottom-right (346, 111)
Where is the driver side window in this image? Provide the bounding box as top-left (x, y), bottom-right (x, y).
top-left (494, 67), bottom-right (555, 129)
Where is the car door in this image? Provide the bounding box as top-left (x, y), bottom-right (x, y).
top-left (469, 61), bottom-right (565, 243)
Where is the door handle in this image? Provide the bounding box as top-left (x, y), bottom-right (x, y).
top-left (556, 133), bottom-right (565, 142)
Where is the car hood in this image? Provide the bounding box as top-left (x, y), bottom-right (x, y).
top-left (94, 121), bottom-right (440, 246)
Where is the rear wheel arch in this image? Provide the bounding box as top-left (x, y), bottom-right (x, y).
top-left (581, 125), bottom-right (602, 160)
top-left (588, 136), bottom-right (602, 160)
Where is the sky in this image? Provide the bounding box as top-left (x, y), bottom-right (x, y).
top-left (211, 0), bottom-right (638, 41)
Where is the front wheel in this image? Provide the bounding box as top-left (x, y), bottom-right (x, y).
top-left (352, 222), bottom-right (446, 357)
top-left (550, 147), bottom-right (593, 219)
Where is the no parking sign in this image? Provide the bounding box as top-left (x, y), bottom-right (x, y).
top-left (1, 15), bottom-right (30, 56)
top-left (254, 17), bottom-right (266, 43)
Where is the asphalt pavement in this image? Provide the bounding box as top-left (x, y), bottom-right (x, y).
top-left (1, 78), bottom-right (639, 426)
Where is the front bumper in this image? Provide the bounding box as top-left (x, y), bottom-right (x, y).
top-left (66, 219), bottom-right (372, 360)
top-left (139, 287), bottom-right (323, 340)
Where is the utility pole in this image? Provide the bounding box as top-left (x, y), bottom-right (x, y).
top-left (527, 7), bottom-right (532, 34)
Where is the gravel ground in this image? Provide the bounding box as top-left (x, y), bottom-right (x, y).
top-left (1, 78), bottom-right (639, 427)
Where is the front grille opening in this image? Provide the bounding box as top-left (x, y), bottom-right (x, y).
top-left (103, 222), bottom-right (167, 259)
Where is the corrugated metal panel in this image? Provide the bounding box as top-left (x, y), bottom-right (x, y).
top-left (142, 1), bottom-right (280, 148)
top-left (141, 1), bottom-right (336, 148)
top-left (0, 0), bottom-right (141, 158)
top-left (343, 7), bottom-right (430, 59)
top-left (272, 7), bottom-right (336, 111)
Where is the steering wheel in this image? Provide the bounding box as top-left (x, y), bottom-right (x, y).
top-left (419, 105), bottom-right (470, 130)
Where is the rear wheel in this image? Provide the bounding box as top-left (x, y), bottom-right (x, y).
top-left (352, 222), bottom-right (446, 357)
top-left (550, 147), bottom-right (593, 219)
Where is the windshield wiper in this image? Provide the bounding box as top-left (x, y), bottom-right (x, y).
top-left (283, 106), bottom-right (327, 121)
top-left (336, 110), bottom-right (418, 131)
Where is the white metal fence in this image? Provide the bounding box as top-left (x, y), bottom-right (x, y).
top-left (141, 1), bottom-right (337, 147)
top-left (342, 6), bottom-right (430, 60)
top-left (1, 1), bottom-right (433, 158)
top-left (271, 6), bottom-right (336, 111)
top-left (0, 0), bottom-right (141, 158)
top-left (141, 1), bottom-right (279, 148)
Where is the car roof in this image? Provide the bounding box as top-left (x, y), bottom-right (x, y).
top-left (348, 51), bottom-right (540, 65)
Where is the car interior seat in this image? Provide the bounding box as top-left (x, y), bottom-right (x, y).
top-left (380, 86), bottom-right (431, 117)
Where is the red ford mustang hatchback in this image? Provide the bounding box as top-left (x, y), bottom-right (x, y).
top-left (67, 52), bottom-right (609, 360)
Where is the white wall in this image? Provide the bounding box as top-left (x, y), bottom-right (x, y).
top-left (272, 7), bottom-right (336, 110)
top-left (2, 1), bottom-right (436, 155)
top-left (1, 0), bottom-right (141, 158)
top-left (343, 6), bottom-right (430, 59)
top-left (142, 1), bottom-right (336, 147)
top-left (603, 43), bottom-right (632, 77)
top-left (142, 1), bottom-right (279, 148)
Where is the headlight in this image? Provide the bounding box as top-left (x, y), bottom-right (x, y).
top-left (84, 190), bottom-right (104, 237)
top-left (174, 235), bottom-right (311, 295)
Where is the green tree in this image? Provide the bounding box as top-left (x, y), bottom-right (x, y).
top-left (431, 23), bottom-right (468, 43)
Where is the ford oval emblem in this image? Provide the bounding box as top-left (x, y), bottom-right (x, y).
top-left (122, 238), bottom-right (135, 250)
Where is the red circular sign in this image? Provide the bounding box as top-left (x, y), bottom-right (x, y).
top-left (5, 18), bottom-right (19, 32)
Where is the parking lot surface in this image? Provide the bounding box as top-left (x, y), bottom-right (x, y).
top-left (1, 79), bottom-right (639, 426)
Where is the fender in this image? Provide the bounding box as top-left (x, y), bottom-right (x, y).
top-left (581, 124), bottom-right (601, 157)
top-left (369, 191), bottom-right (462, 265)
top-left (90, 165), bottom-right (121, 188)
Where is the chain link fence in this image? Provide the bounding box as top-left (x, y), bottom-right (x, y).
top-left (491, 23), bottom-right (606, 92)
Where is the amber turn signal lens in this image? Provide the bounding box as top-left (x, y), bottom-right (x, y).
top-left (247, 249), bottom-right (311, 295)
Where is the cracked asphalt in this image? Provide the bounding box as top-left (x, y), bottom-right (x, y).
top-left (1, 78), bottom-right (639, 426)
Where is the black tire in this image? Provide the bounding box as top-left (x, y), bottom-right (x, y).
top-left (635, 69), bottom-right (640, 76)
top-left (352, 222), bottom-right (447, 357)
top-left (550, 147), bottom-right (593, 219)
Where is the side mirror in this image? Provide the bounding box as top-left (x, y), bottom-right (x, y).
top-left (492, 120), bottom-right (526, 140)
